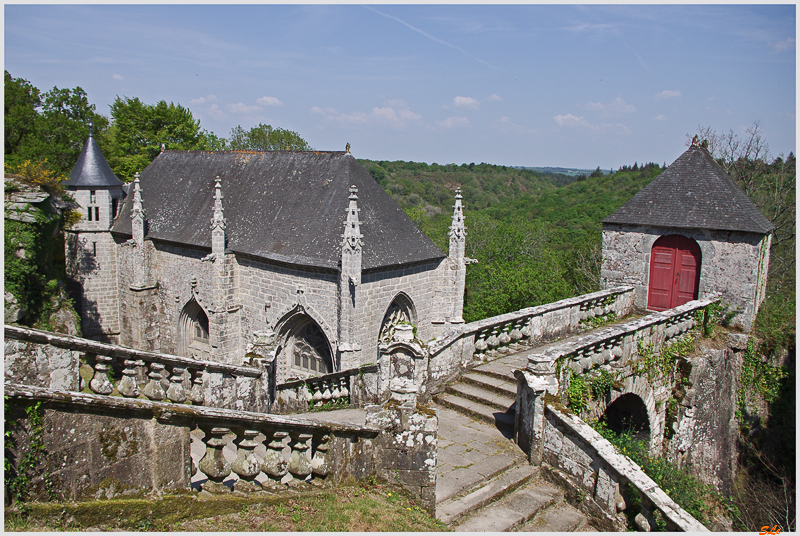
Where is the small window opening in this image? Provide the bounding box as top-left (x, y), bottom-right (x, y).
top-left (112, 198), bottom-right (119, 218)
top-left (91, 242), bottom-right (97, 256)
top-left (90, 190), bottom-right (96, 203)
top-left (95, 207), bottom-right (100, 221)
top-left (87, 207), bottom-right (93, 221)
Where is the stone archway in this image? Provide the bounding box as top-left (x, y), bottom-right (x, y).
top-left (179, 299), bottom-right (211, 360)
top-left (602, 393), bottom-right (651, 441)
top-left (379, 293), bottom-right (417, 345)
top-left (276, 313), bottom-right (333, 382)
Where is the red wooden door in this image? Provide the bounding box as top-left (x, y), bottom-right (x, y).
top-left (647, 235), bottom-right (701, 311)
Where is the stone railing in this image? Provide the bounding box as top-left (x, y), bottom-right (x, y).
top-left (524, 297), bottom-right (718, 383)
top-left (273, 364), bottom-right (379, 414)
top-left (425, 286), bottom-right (635, 394)
top-left (5, 381), bottom-right (437, 512)
top-left (541, 405), bottom-right (708, 532)
top-left (4, 324), bottom-right (268, 412)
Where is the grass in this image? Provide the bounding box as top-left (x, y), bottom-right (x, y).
top-left (4, 481), bottom-right (448, 532)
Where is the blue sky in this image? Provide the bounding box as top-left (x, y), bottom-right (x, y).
top-left (4, 4), bottom-right (796, 169)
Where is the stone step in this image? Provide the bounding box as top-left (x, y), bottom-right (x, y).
top-left (437, 464), bottom-right (539, 525)
top-left (460, 371), bottom-right (518, 399)
top-left (470, 362), bottom-right (518, 383)
top-left (514, 502), bottom-right (589, 532)
top-left (445, 382), bottom-right (514, 412)
top-left (434, 392), bottom-right (515, 430)
top-left (452, 480), bottom-right (563, 532)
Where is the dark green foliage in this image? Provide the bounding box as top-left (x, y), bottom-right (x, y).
top-left (5, 399), bottom-right (50, 504)
top-left (4, 71), bottom-right (41, 158)
top-left (226, 123), bottom-right (312, 152)
top-left (566, 372), bottom-right (589, 413)
top-left (104, 96), bottom-right (216, 182)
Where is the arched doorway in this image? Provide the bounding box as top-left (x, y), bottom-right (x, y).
top-left (647, 234), bottom-right (701, 311)
top-left (379, 293), bottom-right (417, 345)
top-left (279, 315), bottom-right (333, 380)
top-left (179, 299), bottom-right (211, 359)
top-left (602, 393), bottom-right (651, 441)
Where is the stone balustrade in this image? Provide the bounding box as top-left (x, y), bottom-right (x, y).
top-left (273, 364), bottom-right (379, 414)
top-left (5, 324), bottom-right (268, 412)
top-left (541, 405), bottom-right (709, 532)
top-left (425, 286), bottom-right (635, 394)
top-left (526, 297), bottom-right (718, 381)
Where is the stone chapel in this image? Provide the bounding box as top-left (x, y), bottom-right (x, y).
top-left (64, 132), bottom-right (468, 383)
top-left (601, 138), bottom-right (773, 332)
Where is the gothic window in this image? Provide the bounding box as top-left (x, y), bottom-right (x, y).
top-left (179, 299), bottom-right (211, 360)
top-left (90, 190), bottom-right (96, 203)
top-left (289, 319), bottom-right (331, 376)
top-left (379, 294), bottom-right (416, 344)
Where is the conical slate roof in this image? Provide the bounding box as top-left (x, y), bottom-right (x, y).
top-left (603, 144), bottom-right (774, 234)
top-left (112, 150), bottom-right (446, 270)
top-left (63, 128), bottom-right (123, 188)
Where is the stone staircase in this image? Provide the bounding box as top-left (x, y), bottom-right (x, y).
top-left (433, 350), bottom-right (595, 532)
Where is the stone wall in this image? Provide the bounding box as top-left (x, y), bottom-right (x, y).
top-left (601, 223), bottom-right (770, 332)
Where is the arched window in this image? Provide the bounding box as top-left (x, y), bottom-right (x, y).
top-left (379, 293), bottom-right (417, 344)
top-left (285, 316), bottom-right (332, 378)
top-left (179, 299), bottom-right (211, 360)
top-left (648, 234), bottom-right (702, 311)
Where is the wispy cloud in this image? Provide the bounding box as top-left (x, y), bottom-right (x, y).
top-left (773, 37), bottom-right (795, 53)
top-left (111, 73), bottom-right (123, 80)
top-left (655, 90), bottom-right (681, 100)
top-left (256, 96), bottom-right (283, 106)
top-left (584, 97), bottom-right (635, 114)
top-left (227, 102), bottom-right (261, 114)
top-left (437, 116), bottom-right (470, 129)
top-left (653, 114), bottom-right (666, 121)
top-left (453, 96), bottom-right (479, 110)
top-left (313, 100), bottom-right (423, 129)
top-left (486, 93), bottom-right (502, 102)
top-left (190, 95), bottom-right (218, 105)
top-left (363, 6), bottom-right (512, 76)
top-left (554, 113), bottom-right (630, 134)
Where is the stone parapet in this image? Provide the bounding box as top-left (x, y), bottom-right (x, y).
top-left (5, 324), bottom-right (268, 412)
top-left (273, 364), bottom-right (379, 414)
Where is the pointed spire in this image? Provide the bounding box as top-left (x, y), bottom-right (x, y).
top-left (131, 172), bottom-right (145, 246)
top-left (342, 185), bottom-right (363, 252)
top-left (89, 120), bottom-right (94, 138)
top-left (449, 188), bottom-right (466, 244)
top-left (211, 176), bottom-right (226, 231)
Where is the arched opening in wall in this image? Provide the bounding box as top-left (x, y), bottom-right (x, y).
top-left (647, 234), bottom-right (701, 311)
top-left (379, 293), bottom-right (417, 345)
top-left (278, 314), bottom-right (333, 381)
top-left (601, 393), bottom-right (651, 441)
top-left (179, 299), bottom-right (211, 360)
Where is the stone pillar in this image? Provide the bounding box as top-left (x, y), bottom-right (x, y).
top-left (338, 186), bottom-right (362, 370)
top-left (515, 354), bottom-right (559, 465)
top-left (448, 189), bottom-right (466, 324)
top-left (210, 176), bottom-right (228, 361)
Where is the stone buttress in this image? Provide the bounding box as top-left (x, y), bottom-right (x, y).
top-left (338, 185), bottom-right (363, 370)
top-left (448, 189), bottom-right (467, 325)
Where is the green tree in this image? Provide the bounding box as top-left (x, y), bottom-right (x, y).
top-left (4, 71), bottom-right (41, 162)
top-left (104, 97), bottom-right (213, 182)
top-left (226, 123), bottom-right (311, 151)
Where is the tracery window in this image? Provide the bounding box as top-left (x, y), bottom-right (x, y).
top-left (379, 294), bottom-right (416, 344)
top-left (290, 319), bottom-right (331, 375)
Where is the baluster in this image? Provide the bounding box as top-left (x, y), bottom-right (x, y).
top-left (167, 366), bottom-right (187, 403)
top-left (474, 331), bottom-right (488, 355)
top-left (339, 376), bottom-right (350, 401)
top-left (198, 426), bottom-right (232, 492)
top-left (330, 378), bottom-right (341, 402)
top-left (189, 368), bottom-right (205, 405)
top-left (133, 359), bottom-right (147, 387)
top-left (287, 432), bottom-right (313, 482)
top-left (142, 362), bottom-right (166, 401)
top-left (261, 430), bottom-right (288, 487)
top-left (486, 326), bottom-right (500, 349)
top-left (498, 324), bottom-right (511, 347)
top-left (321, 380), bottom-right (332, 402)
top-left (301, 383), bottom-right (313, 408)
top-left (231, 428), bottom-right (261, 492)
top-left (312, 383), bottom-right (324, 406)
top-left (611, 338), bottom-right (623, 360)
top-left (118, 359), bottom-right (140, 398)
top-left (311, 433), bottom-right (331, 480)
top-left (510, 319), bottom-right (523, 343)
top-left (89, 354), bottom-right (114, 395)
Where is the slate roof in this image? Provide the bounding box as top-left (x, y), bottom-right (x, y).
top-left (63, 130), bottom-right (123, 188)
top-left (603, 145), bottom-right (774, 234)
top-left (112, 151), bottom-right (446, 270)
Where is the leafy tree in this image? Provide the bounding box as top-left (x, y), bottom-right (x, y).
top-left (104, 97), bottom-right (214, 181)
top-left (4, 71), bottom-right (41, 161)
top-left (226, 123), bottom-right (311, 151)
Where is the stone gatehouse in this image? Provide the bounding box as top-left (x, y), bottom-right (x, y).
top-left (64, 133), bottom-right (468, 383)
top-left (601, 139), bottom-right (773, 332)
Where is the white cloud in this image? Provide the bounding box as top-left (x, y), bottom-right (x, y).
top-left (653, 114), bottom-right (666, 121)
top-left (315, 101), bottom-right (422, 129)
top-left (453, 96), bottom-right (480, 110)
top-left (437, 116), bottom-right (470, 129)
top-left (256, 96), bottom-right (283, 106)
top-left (190, 95), bottom-right (218, 105)
top-left (773, 38), bottom-right (795, 53)
top-left (486, 93), bottom-right (502, 102)
top-left (111, 73), bottom-right (124, 80)
top-left (655, 90), bottom-right (681, 100)
top-left (226, 102), bottom-right (262, 114)
top-left (583, 97), bottom-right (635, 114)
top-left (554, 113), bottom-right (593, 128)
